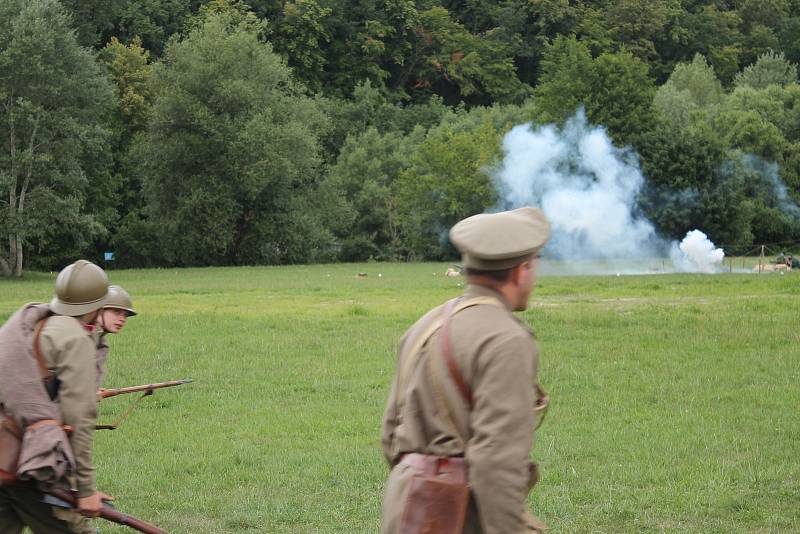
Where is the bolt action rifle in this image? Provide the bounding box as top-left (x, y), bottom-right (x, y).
top-left (44, 489), bottom-right (168, 534)
top-left (100, 379), bottom-right (192, 399)
top-left (96, 379), bottom-right (192, 430)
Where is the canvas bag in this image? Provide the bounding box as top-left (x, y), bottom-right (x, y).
top-left (0, 317), bottom-right (61, 486)
top-left (0, 407), bottom-right (22, 483)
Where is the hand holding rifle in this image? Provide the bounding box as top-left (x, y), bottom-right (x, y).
top-left (44, 489), bottom-right (168, 534)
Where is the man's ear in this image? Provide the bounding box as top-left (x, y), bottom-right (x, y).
top-left (509, 262), bottom-right (523, 286)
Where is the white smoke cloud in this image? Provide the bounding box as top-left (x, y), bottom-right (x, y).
top-left (493, 110), bottom-right (726, 273)
top-left (670, 230), bottom-right (725, 273)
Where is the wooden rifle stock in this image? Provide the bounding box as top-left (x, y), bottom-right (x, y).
top-left (100, 379), bottom-right (192, 399)
top-left (45, 489), bottom-right (168, 534)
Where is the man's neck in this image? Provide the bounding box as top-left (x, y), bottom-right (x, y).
top-left (465, 279), bottom-right (516, 310)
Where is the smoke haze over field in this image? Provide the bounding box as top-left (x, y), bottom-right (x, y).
top-left (493, 111), bottom-right (726, 273)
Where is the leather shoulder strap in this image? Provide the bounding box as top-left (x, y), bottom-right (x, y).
top-left (397, 296), bottom-right (503, 410)
top-left (440, 298), bottom-right (472, 408)
top-left (32, 317), bottom-right (52, 381)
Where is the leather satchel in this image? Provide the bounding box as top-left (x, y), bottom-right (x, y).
top-left (399, 454), bottom-right (469, 534)
top-left (399, 298), bottom-right (472, 534)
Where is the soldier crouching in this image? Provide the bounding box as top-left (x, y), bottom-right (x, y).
top-left (0, 260), bottom-right (113, 533)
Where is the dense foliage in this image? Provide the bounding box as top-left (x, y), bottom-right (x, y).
top-left (2, 0), bottom-right (800, 272)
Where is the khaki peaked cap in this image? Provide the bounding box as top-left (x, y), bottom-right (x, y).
top-left (50, 260), bottom-right (110, 316)
top-left (449, 207), bottom-right (550, 270)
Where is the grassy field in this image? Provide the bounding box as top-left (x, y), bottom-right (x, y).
top-left (1, 262), bottom-right (798, 533)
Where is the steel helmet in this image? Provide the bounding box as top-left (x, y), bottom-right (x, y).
top-left (103, 285), bottom-right (137, 316)
top-left (49, 260), bottom-right (110, 316)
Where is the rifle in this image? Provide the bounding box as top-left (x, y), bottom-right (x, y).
top-left (100, 379), bottom-right (192, 399)
top-left (96, 379), bottom-right (192, 430)
top-left (44, 489), bottom-right (168, 534)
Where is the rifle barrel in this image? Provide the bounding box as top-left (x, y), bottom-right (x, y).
top-left (45, 489), bottom-right (168, 534)
top-left (101, 379), bottom-right (192, 399)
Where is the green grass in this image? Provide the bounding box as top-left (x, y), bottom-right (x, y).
top-left (1, 262), bottom-right (799, 533)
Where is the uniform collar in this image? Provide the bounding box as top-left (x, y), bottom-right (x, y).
top-left (463, 283), bottom-right (513, 311)
top-left (79, 321), bottom-right (96, 333)
top-left (73, 318), bottom-right (101, 342)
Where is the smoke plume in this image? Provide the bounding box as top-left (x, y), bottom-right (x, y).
top-left (670, 230), bottom-right (725, 273)
top-left (493, 110), bottom-right (726, 273)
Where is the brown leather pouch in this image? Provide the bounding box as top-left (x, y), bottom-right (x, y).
top-left (399, 473), bottom-right (469, 534)
top-left (0, 408), bottom-right (22, 485)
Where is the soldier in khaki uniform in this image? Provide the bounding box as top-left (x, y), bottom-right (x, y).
top-left (381, 207), bottom-right (551, 534)
top-left (95, 285), bottom-right (137, 390)
top-left (0, 260), bottom-right (112, 533)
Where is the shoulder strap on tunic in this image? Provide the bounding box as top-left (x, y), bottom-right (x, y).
top-left (32, 318), bottom-right (51, 381)
top-left (396, 296), bottom-right (503, 412)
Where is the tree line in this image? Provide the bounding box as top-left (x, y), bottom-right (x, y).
top-left (2, 0), bottom-right (800, 275)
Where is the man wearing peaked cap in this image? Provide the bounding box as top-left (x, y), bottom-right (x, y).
top-left (381, 207), bottom-right (551, 533)
top-left (450, 206), bottom-right (550, 274)
top-left (0, 260), bottom-right (113, 533)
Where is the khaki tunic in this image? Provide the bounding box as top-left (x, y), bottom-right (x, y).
top-left (39, 316), bottom-right (100, 498)
top-left (96, 335), bottom-right (109, 389)
top-left (381, 284), bottom-right (545, 534)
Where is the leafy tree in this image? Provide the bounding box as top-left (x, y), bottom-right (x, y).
top-left (574, 6), bottom-right (615, 58)
top-left (660, 6), bottom-right (742, 84)
top-left (726, 85), bottom-right (790, 136)
top-left (324, 127), bottom-right (410, 260)
top-left (400, 7), bottom-right (528, 105)
top-left (605, 0), bottom-right (681, 62)
top-left (60, 0), bottom-right (194, 54)
top-left (494, 0), bottom-right (584, 85)
top-left (97, 37), bottom-right (156, 265)
top-left (778, 83), bottom-right (800, 142)
top-left (59, 0), bottom-right (120, 47)
top-left (321, 80), bottom-right (447, 162)
top-left (187, 0), bottom-right (263, 33)
top-left (729, 153), bottom-right (799, 244)
top-left (661, 54), bottom-right (726, 108)
top-left (713, 109), bottom-right (787, 162)
top-left (533, 36), bottom-right (595, 123)
top-left (136, 10), bottom-right (330, 266)
top-left (439, 0), bottom-right (501, 33)
top-left (740, 25), bottom-right (781, 68)
top-left (736, 0), bottom-right (789, 33)
top-left (267, 0), bottom-right (332, 93)
top-left (589, 50), bottom-right (657, 144)
top-left (782, 141), bottom-right (800, 203)
top-left (308, 0), bottom-right (419, 98)
top-left (535, 36), bottom-right (656, 145)
top-left (100, 37), bottom-right (155, 134)
top-left (778, 17), bottom-right (800, 64)
top-left (734, 51), bottom-right (798, 89)
top-left (395, 105), bottom-right (524, 259)
top-left (637, 124), bottom-right (754, 247)
top-left (0, 0), bottom-right (114, 276)
top-left (653, 54), bottom-right (725, 131)
top-left (112, 0), bottom-right (195, 56)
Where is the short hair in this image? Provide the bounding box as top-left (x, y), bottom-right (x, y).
top-left (464, 266), bottom-right (513, 282)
